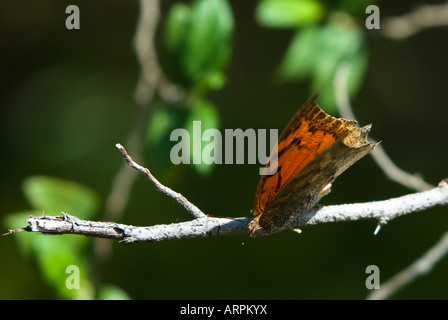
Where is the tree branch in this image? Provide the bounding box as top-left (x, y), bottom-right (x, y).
top-left (14, 180), bottom-right (448, 243)
top-left (382, 2), bottom-right (448, 40)
top-left (7, 145), bottom-right (448, 243)
top-left (367, 230), bottom-right (448, 300)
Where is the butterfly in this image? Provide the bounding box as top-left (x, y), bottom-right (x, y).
top-left (248, 94), bottom-right (375, 237)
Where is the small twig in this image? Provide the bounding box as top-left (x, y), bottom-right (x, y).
top-left (382, 2), bottom-right (448, 40)
top-left (367, 230), bottom-right (448, 300)
top-left (3, 228), bottom-right (28, 236)
top-left (334, 64), bottom-right (434, 192)
top-left (116, 143), bottom-right (206, 219)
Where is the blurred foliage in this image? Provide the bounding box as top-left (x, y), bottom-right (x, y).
top-left (256, 0), bottom-right (374, 113)
top-left (256, 0), bottom-right (324, 27)
top-left (162, 0), bottom-right (233, 92)
top-left (97, 284), bottom-right (132, 300)
top-left (5, 177), bottom-right (97, 299)
top-left (145, 102), bottom-right (191, 171)
top-left (184, 99), bottom-right (220, 174)
top-left (5, 177), bottom-right (130, 299)
top-left (23, 176), bottom-right (98, 218)
top-left (146, 0), bottom-right (232, 176)
top-left (145, 99), bottom-right (220, 175)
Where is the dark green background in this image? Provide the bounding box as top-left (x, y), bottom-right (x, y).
top-left (1, 0), bottom-right (448, 299)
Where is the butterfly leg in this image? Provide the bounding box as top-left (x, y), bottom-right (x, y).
top-left (289, 227), bottom-right (302, 234)
top-left (319, 183), bottom-right (332, 197)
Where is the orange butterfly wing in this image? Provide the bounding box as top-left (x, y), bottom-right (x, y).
top-left (250, 94), bottom-right (373, 235)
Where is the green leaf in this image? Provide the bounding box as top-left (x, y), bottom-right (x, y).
top-left (23, 176), bottom-right (99, 219)
top-left (14, 176), bottom-right (99, 298)
top-left (202, 70), bottom-right (227, 91)
top-left (164, 3), bottom-right (191, 54)
top-left (277, 13), bottom-right (368, 113)
top-left (33, 236), bottom-right (94, 299)
top-left (277, 26), bottom-right (322, 80)
top-left (339, 0), bottom-right (378, 18)
top-left (146, 104), bottom-right (188, 147)
top-left (145, 103), bottom-right (190, 169)
top-left (4, 211), bottom-right (38, 258)
top-left (309, 15), bottom-right (366, 112)
top-left (163, 3), bottom-right (192, 84)
top-left (145, 100), bottom-right (220, 175)
top-left (98, 284), bottom-right (132, 300)
top-left (184, 99), bottom-right (220, 175)
top-left (256, 0), bottom-right (324, 28)
top-left (184, 0), bottom-right (233, 82)
top-left (162, 0), bottom-right (234, 89)
top-left (7, 175), bottom-right (98, 299)
top-left (4, 211), bottom-right (94, 299)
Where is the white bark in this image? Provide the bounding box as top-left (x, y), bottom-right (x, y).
top-left (20, 179), bottom-right (448, 243)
